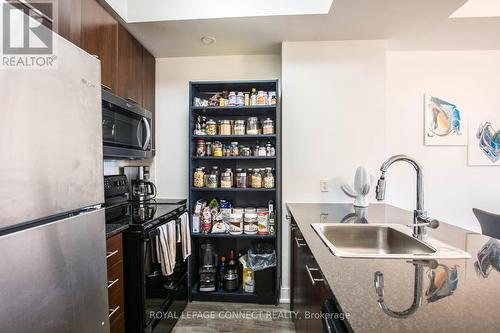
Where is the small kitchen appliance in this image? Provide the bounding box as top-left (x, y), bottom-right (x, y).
top-left (123, 166), bottom-right (157, 202)
top-left (199, 242), bottom-right (218, 292)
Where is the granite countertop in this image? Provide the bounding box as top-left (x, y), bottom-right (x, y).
top-left (105, 223), bottom-right (128, 239)
top-left (287, 203), bottom-right (500, 333)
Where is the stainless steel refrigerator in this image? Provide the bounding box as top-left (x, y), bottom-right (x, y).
top-left (0, 5), bottom-right (109, 332)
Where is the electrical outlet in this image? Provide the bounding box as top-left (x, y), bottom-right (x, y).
top-left (320, 213), bottom-right (329, 223)
top-left (320, 179), bottom-right (330, 192)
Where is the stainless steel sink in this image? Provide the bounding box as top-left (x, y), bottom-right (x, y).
top-left (311, 223), bottom-right (471, 259)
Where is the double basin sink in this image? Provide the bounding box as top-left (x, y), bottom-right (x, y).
top-left (312, 224), bottom-right (471, 259)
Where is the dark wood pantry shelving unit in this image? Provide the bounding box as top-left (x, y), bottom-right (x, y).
top-left (188, 80), bottom-right (281, 305)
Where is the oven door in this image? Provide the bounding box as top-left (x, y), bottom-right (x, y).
top-left (102, 90), bottom-right (152, 159)
top-left (144, 227), bottom-right (188, 331)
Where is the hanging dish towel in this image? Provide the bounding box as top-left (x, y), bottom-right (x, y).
top-left (179, 212), bottom-right (191, 260)
top-left (156, 220), bottom-right (177, 276)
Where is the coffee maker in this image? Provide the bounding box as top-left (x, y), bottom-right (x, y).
top-left (199, 242), bottom-right (218, 292)
top-left (123, 166), bottom-right (157, 202)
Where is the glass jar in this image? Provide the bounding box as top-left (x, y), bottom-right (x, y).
top-left (236, 92), bottom-right (245, 106)
top-left (247, 168), bottom-right (253, 187)
top-left (236, 168), bottom-right (247, 188)
top-left (258, 146), bottom-right (267, 157)
top-left (246, 117), bottom-right (259, 135)
top-left (206, 119), bottom-right (217, 135)
top-left (265, 142), bottom-right (275, 156)
top-left (213, 141), bottom-right (223, 157)
top-left (240, 147), bottom-right (251, 157)
top-left (207, 167), bottom-right (219, 188)
top-left (251, 169), bottom-right (262, 188)
top-left (196, 139), bottom-right (206, 156)
top-left (234, 120), bottom-right (246, 135)
top-left (264, 168), bottom-right (275, 188)
top-left (244, 213), bottom-right (258, 235)
top-left (228, 91), bottom-right (237, 106)
top-left (262, 118), bottom-right (274, 134)
top-left (193, 167), bottom-right (205, 188)
top-left (205, 141), bottom-right (213, 156)
top-left (257, 91), bottom-right (267, 105)
top-left (229, 213), bottom-right (243, 235)
top-left (221, 171), bottom-right (233, 188)
top-left (220, 120), bottom-right (232, 135)
top-left (268, 91), bottom-right (277, 105)
top-left (230, 142), bottom-right (239, 156)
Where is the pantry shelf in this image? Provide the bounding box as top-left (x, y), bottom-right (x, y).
top-left (191, 233), bottom-right (276, 240)
top-left (191, 283), bottom-right (275, 304)
top-left (192, 134), bottom-right (276, 140)
top-left (189, 79), bottom-right (281, 306)
top-left (192, 156), bottom-right (276, 160)
top-left (191, 187), bottom-right (276, 192)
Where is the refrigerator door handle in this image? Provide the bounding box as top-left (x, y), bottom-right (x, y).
top-left (142, 117), bottom-right (151, 150)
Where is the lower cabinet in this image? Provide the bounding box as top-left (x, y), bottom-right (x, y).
top-left (107, 233), bottom-right (125, 333)
top-left (290, 217), bottom-right (345, 333)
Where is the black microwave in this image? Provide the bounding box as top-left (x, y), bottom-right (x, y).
top-left (102, 90), bottom-right (153, 159)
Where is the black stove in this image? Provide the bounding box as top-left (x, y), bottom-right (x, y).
top-left (104, 175), bottom-right (188, 333)
top-left (104, 175), bottom-right (186, 231)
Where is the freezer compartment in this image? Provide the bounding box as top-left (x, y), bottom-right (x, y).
top-left (0, 21), bottom-right (103, 229)
top-left (0, 209), bottom-right (109, 333)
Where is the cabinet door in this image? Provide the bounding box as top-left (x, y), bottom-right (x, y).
top-left (54, 0), bottom-right (82, 46)
top-left (81, 0), bottom-right (117, 92)
top-left (307, 257), bottom-right (332, 333)
top-left (293, 227), bottom-right (309, 333)
top-left (142, 47), bottom-right (155, 153)
top-left (141, 47), bottom-right (155, 112)
top-left (116, 25), bottom-right (143, 105)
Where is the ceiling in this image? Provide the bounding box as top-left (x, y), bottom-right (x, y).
top-left (106, 0), bottom-right (500, 57)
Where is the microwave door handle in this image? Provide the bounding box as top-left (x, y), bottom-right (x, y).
top-left (136, 120), bottom-right (143, 148)
top-left (142, 117), bottom-right (151, 150)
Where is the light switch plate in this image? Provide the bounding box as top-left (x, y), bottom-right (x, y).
top-left (320, 179), bottom-right (330, 192)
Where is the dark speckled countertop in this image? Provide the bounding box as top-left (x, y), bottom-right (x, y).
top-left (287, 203), bottom-right (500, 333)
top-left (105, 223), bottom-right (128, 239)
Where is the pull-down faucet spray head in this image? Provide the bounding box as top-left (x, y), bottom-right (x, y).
top-left (376, 172), bottom-right (386, 201)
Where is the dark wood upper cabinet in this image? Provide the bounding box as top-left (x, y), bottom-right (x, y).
top-left (116, 25), bottom-right (143, 105)
top-left (80, 0), bottom-right (118, 92)
top-left (142, 47), bottom-right (155, 112)
top-left (54, 0), bottom-right (82, 46)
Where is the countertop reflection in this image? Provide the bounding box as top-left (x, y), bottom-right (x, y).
top-left (287, 203), bottom-right (500, 333)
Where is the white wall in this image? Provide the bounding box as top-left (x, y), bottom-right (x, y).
top-left (154, 55), bottom-right (281, 199)
top-left (281, 40), bottom-right (387, 300)
top-left (385, 50), bottom-right (500, 232)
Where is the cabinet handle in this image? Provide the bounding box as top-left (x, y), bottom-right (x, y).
top-left (306, 265), bottom-right (324, 286)
top-left (101, 84), bottom-right (112, 92)
top-left (127, 97), bottom-right (138, 104)
top-left (106, 250), bottom-right (119, 259)
top-left (108, 306), bottom-right (120, 318)
top-left (107, 278), bottom-right (119, 289)
top-left (295, 237), bottom-right (306, 248)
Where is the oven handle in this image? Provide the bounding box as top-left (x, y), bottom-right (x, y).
top-left (142, 117), bottom-right (151, 150)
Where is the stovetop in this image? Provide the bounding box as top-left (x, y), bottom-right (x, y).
top-left (104, 175), bottom-right (187, 231)
top-left (106, 202), bottom-right (186, 231)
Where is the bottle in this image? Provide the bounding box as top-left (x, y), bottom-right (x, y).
top-left (228, 250), bottom-right (236, 271)
top-left (268, 200), bottom-right (275, 236)
top-left (244, 268), bottom-right (255, 293)
top-left (219, 256), bottom-right (227, 289)
top-left (250, 88), bottom-right (257, 105)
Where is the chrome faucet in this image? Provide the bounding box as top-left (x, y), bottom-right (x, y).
top-left (375, 155), bottom-right (440, 240)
